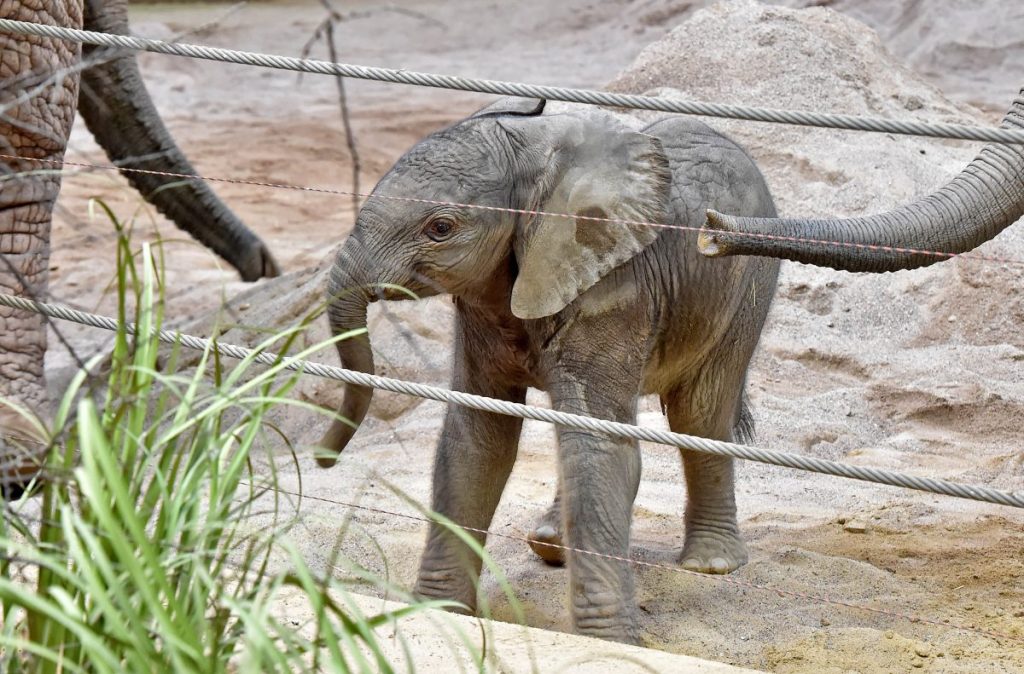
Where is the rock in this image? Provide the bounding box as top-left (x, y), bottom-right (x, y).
top-left (915, 644), bottom-right (931, 658)
top-left (843, 520), bottom-right (869, 534)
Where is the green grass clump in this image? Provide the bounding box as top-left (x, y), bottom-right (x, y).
top-left (0, 213), bottom-right (468, 673)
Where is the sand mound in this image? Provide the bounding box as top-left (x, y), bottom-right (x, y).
top-left (608, 0), bottom-right (1023, 114)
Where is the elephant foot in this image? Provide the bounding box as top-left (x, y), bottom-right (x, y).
top-left (577, 622), bottom-right (642, 646)
top-left (527, 524), bottom-right (566, 566)
top-left (414, 567), bottom-right (478, 615)
top-left (0, 412), bottom-right (48, 501)
top-left (573, 599), bottom-right (642, 645)
top-left (679, 526), bottom-right (748, 574)
top-left (0, 465), bottom-right (42, 500)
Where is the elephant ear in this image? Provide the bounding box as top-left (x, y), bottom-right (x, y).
top-left (471, 97), bottom-right (546, 118)
top-left (504, 112), bottom-right (671, 320)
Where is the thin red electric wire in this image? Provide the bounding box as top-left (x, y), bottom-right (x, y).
top-left (5, 152), bottom-right (1024, 268)
top-left (258, 483), bottom-right (1024, 646)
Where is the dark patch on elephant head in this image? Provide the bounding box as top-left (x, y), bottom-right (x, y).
top-left (574, 206), bottom-right (617, 257)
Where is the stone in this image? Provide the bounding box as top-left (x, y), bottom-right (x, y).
top-left (843, 520), bottom-right (869, 534)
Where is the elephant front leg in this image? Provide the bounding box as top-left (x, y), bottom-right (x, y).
top-left (0, 173), bottom-right (56, 494)
top-left (548, 372), bottom-right (643, 645)
top-left (0, 194), bottom-right (51, 412)
top-left (415, 386), bottom-right (525, 612)
top-left (0, 158), bottom-right (58, 496)
top-left (1, 7), bottom-right (83, 495)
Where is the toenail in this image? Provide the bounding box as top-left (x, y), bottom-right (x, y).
top-left (535, 525), bottom-right (556, 540)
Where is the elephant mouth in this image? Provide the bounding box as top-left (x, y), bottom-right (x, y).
top-left (374, 284), bottom-right (421, 301)
top-left (370, 268), bottom-right (444, 302)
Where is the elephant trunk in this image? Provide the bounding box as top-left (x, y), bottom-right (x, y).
top-left (698, 88), bottom-right (1024, 272)
top-left (78, 0), bottom-right (279, 281)
top-left (317, 241), bottom-right (377, 467)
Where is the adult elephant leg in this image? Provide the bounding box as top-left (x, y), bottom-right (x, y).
top-left (0, 1), bottom-right (83, 494)
top-left (415, 315), bottom-right (525, 611)
top-left (545, 330), bottom-right (644, 644)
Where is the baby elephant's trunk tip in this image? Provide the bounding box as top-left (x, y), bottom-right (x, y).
top-left (315, 419), bottom-right (358, 467)
top-left (315, 452), bottom-right (339, 469)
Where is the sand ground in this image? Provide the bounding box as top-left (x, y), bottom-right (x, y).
top-left (41, 1), bottom-right (1024, 671)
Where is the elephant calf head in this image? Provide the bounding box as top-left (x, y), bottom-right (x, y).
top-left (317, 100), bottom-right (671, 463)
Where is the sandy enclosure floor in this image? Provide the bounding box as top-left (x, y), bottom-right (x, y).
top-left (41, 1), bottom-right (1024, 672)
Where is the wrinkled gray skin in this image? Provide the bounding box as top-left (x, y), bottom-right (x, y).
top-left (0, 0), bottom-right (278, 495)
top-left (698, 88), bottom-right (1024, 271)
top-left (318, 99), bottom-right (779, 644)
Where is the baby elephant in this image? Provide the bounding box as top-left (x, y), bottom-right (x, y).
top-left (317, 99), bottom-right (779, 644)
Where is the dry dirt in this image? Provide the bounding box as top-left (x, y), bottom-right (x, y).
top-left (42, 1), bottom-right (1024, 671)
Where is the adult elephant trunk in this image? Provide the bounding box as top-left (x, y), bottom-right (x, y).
top-left (698, 88), bottom-right (1024, 272)
top-left (317, 241), bottom-right (378, 468)
top-left (77, 0), bottom-right (279, 281)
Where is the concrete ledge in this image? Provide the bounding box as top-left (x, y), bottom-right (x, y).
top-left (346, 593), bottom-right (765, 673)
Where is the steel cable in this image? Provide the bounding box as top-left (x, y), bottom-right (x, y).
top-left (2, 18), bottom-right (1024, 145)
top-left (1, 291), bottom-right (1021, 510)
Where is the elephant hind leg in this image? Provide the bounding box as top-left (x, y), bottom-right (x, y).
top-left (528, 488), bottom-right (565, 566)
top-left (663, 381), bottom-right (749, 575)
top-left (527, 384), bottom-right (754, 574)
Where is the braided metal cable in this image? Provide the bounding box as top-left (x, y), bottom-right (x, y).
top-left (2, 18), bottom-right (1023, 145)
top-left (1, 292), bottom-right (1021, 509)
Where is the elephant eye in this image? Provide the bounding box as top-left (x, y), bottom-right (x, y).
top-left (425, 217), bottom-right (456, 242)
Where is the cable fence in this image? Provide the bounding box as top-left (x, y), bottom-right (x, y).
top-left (2, 14), bottom-right (1023, 659)
top-left (1, 18), bottom-right (1024, 145)
top-left (4, 152), bottom-right (1024, 268)
top-left (1, 290), bottom-right (1020, 510)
